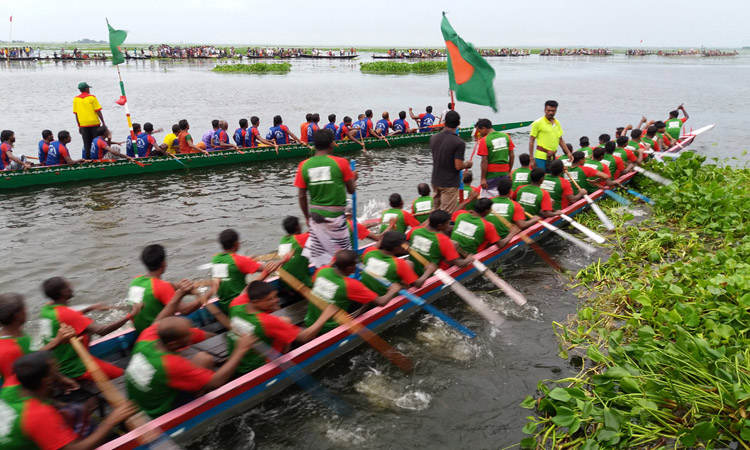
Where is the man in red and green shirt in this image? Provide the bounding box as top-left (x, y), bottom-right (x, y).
top-left (379, 193), bottom-right (421, 233)
top-left (541, 160), bottom-right (586, 210)
top-left (476, 118), bottom-right (514, 196)
top-left (361, 231), bottom-right (435, 295)
top-left (411, 183), bottom-right (434, 223)
top-left (295, 129), bottom-right (356, 267)
top-left (614, 135), bottom-right (640, 167)
top-left (225, 281), bottom-right (336, 374)
top-left (451, 199), bottom-right (504, 254)
top-left (279, 216), bottom-right (312, 293)
top-left (602, 142), bottom-right (625, 179)
top-left (0, 352), bottom-right (136, 450)
top-left (212, 229), bottom-right (282, 313)
top-left (664, 106), bottom-right (688, 140)
top-left (513, 168), bottom-right (559, 218)
top-left (407, 210), bottom-right (473, 275)
top-left (306, 250), bottom-right (400, 335)
top-left (486, 177), bottom-right (530, 241)
top-left (40, 277), bottom-right (141, 381)
top-left (125, 316), bottom-right (253, 418)
top-left (567, 151), bottom-right (612, 195)
top-left (511, 154), bottom-right (532, 192)
top-left (129, 244), bottom-right (205, 332)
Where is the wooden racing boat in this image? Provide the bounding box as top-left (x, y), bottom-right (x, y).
top-left (0, 121), bottom-right (532, 191)
top-left (298, 54), bottom-right (358, 59)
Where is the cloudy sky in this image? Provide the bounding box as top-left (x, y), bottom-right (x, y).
top-left (1, 0), bottom-right (747, 48)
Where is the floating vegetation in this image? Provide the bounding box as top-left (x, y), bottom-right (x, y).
top-left (519, 153), bottom-right (750, 449)
top-left (212, 63), bottom-right (291, 73)
top-left (359, 61), bottom-right (447, 74)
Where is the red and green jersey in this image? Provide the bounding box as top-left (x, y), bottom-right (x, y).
top-left (227, 293), bottom-right (301, 374)
top-left (125, 325), bottom-right (210, 418)
top-left (0, 336), bottom-right (32, 385)
top-left (279, 233), bottom-right (311, 288)
top-left (657, 132), bottom-right (674, 149)
top-left (294, 155), bottom-right (353, 218)
top-left (361, 248), bottom-right (418, 295)
top-left (641, 136), bottom-right (659, 152)
top-left (347, 220), bottom-right (371, 243)
top-left (510, 167), bottom-right (531, 192)
top-left (567, 165), bottom-right (600, 195)
top-left (602, 154), bottom-right (624, 179)
top-left (614, 147), bottom-right (636, 163)
top-left (514, 185), bottom-right (553, 217)
top-left (39, 304), bottom-right (93, 378)
top-left (306, 267), bottom-right (377, 334)
top-left (585, 159), bottom-right (610, 181)
top-left (486, 197), bottom-right (526, 237)
top-left (540, 174), bottom-right (573, 210)
top-left (128, 276), bottom-right (177, 332)
top-left (0, 376), bottom-right (21, 402)
top-left (626, 140), bottom-right (643, 154)
top-left (461, 185), bottom-right (480, 211)
top-left (211, 253), bottom-right (262, 313)
top-left (450, 211), bottom-right (501, 254)
top-left (379, 208), bottom-right (420, 233)
top-left (407, 227), bottom-right (460, 274)
top-left (579, 146), bottom-right (594, 157)
top-left (411, 196), bottom-right (434, 223)
top-left (664, 117), bottom-right (686, 140)
top-left (477, 131), bottom-right (514, 178)
top-left (0, 394), bottom-right (79, 450)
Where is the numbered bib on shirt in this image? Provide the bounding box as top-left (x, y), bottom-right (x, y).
top-left (491, 137), bottom-right (507, 149)
top-left (230, 317), bottom-right (256, 337)
top-left (414, 200), bottom-right (431, 213)
top-left (0, 400), bottom-right (18, 439)
top-left (212, 263), bottom-right (229, 279)
top-left (668, 122), bottom-right (680, 128)
top-left (568, 171), bottom-right (579, 181)
top-left (278, 243), bottom-right (293, 257)
top-left (411, 235), bottom-right (433, 254)
top-left (128, 285), bottom-right (146, 305)
top-left (308, 166), bottom-right (332, 184)
top-left (381, 213), bottom-right (399, 225)
top-left (455, 221), bottom-right (478, 238)
top-left (365, 257), bottom-right (390, 278)
top-left (126, 353), bottom-right (156, 390)
top-left (519, 192), bottom-right (538, 206)
top-left (541, 180), bottom-right (556, 192)
top-left (312, 277), bottom-right (339, 303)
top-left (491, 203), bottom-right (509, 215)
top-left (584, 164), bottom-right (599, 171)
top-left (37, 318), bottom-right (53, 341)
top-left (515, 172), bottom-right (529, 182)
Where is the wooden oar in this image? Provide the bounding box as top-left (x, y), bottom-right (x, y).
top-left (564, 169), bottom-right (615, 231)
top-left (358, 264), bottom-right (477, 338)
top-left (633, 165), bottom-right (673, 185)
top-left (451, 244), bottom-right (528, 307)
top-left (131, 158), bottom-right (147, 168)
top-left (558, 214), bottom-right (607, 244)
top-left (69, 337), bottom-right (180, 450)
top-left (277, 268), bottom-right (413, 372)
top-left (525, 212), bottom-right (597, 254)
top-left (403, 244), bottom-right (505, 326)
top-left (602, 189), bottom-right (631, 206)
top-left (26, 155), bottom-right (39, 160)
top-left (489, 212), bottom-right (564, 272)
top-left (235, 147), bottom-right (246, 155)
top-left (350, 159), bottom-right (360, 276)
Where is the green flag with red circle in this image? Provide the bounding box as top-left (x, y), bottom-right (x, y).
top-left (441, 12), bottom-right (497, 112)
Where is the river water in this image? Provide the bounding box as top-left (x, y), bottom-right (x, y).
top-left (1, 53), bottom-right (749, 449)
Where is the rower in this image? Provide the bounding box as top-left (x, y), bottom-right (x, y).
top-left (249, 116), bottom-right (277, 148)
top-left (378, 193), bottom-right (421, 233)
top-left (513, 167), bottom-right (560, 218)
top-left (0, 293), bottom-right (75, 385)
top-left (407, 210), bottom-right (473, 275)
top-left (510, 153), bottom-right (532, 191)
top-left (178, 119), bottom-right (210, 154)
top-left (161, 123), bottom-right (180, 155)
top-left (392, 111), bottom-right (414, 135)
top-left (306, 113), bottom-right (321, 144)
top-left (664, 105), bottom-right (688, 141)
top-left (45, 130), bottom-right (84, 166)
top-left (335, 116), bottom-right (352, 141)
top-left (38, 129), bottom-right (54, 166)
top-left (654, 121), bottom-right (674, 150)
top-left (374, 112), bottom-right (392, 137)
top-left (125, 316), bottom-right (253, 418)
top-left (234, 118), bottom-right (251, 147)
top-left (223, 281), bottom-right (336, 375)
top-left (39, 276), bottom-right (141, 380)
top-left (295, 129), bottom-right (356, 267)
top-left (128, 244), bottom-right (206, 333)
top-left (2, 352), bottom-right (137, 449)
top-left (0, 130), bottom-right (31, 170)
top-left (578, 136), bottom-right (594, 156)
top-left (212, 120), bottom-right (237, 151)
top-left (349, 114), bottom-right (367, 141)
top-left (202, 119), bottom-right (220, 149)
top-left (211, 228), bottom-right (282, 314)
top-left (558, 143), bottom-right (574, 167)
top-left (451, 198), bottom-right (506, 254)
top-left (409, 106), bottom-right (435, 132)
top-left (279, 216), bottom-right (312, 303)
top-left (323, 114), bottom-right (338, 136)
top-left (306, 250), bottom-right (400, 335)
top-left (627, 128), bottom-right (645, 154)
top-left (594, 134), bottom-right (610, 151)
top-left (461, 171), bottom-right (481, 211)
top-left (615, 135), bottom-right (641, 168)
top-left (411, 183), bottom-right (434, 223)
top-left (268, 115), bottom-right (302, 146)
top-left (346, 203), bottom-right (381, 244)
top-left (126, 122), bottom-right (158, 158)
top-left (299, 113), bottom-right (312, 144)
top-left (602, 141), bottom-right (625, 178)
top-left (90, 126), bottom-right (132, 161)
top-left (361, 231), bottom-right (435, 294)
top-left (475, 118), bottom-right (515, 197)
top-left (568, 150), bottom-right (612, 195)
top-left (486, 177), bottom-right (533, 242)
top-left (142, 122), bottom-right (165, 156)
top-left (641, 125), bottom-right (661, 152)
top-left (541, 160), bottom-right (586, 210)
top-left (437, 102), bottom-right (455, 125)
top-left (364, 109), bottom-right (376, 138)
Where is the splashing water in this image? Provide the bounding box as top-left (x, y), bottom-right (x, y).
top-left (353, 368), bottom-right (433, 411)
top-left (414, 317), bottom-right (483, 362)
top-left (357, 198), bottom-right (388, 221)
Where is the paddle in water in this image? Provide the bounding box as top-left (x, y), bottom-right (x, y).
top-left (525, 212), bottom-right (598, 254)
top-left (602, 189), bottom-right (632, 206)
top-left (350, 159), bottom-right (360, 278)
top-left (633, 165), bottom-right (673, 185)
top-left (451, 244), bottom-right (528, 307)
top-left (489, 212), bottom-right (564, 272)
top-left (564, 169), bottom-right (615, 231)
top-left (626, 188), bottom-right (652, 204)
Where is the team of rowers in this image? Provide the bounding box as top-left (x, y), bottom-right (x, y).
top-left (0, 105), bottom-right (447, 169)
top-left (0, 103), bottom-right (690, 448)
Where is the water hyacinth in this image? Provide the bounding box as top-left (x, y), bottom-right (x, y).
top-left (519, 153), bottom-right (750, 449)
top-left (212, 63), bottom-right (291, 73)
top-left (359, 61), bottom-right (448, 74)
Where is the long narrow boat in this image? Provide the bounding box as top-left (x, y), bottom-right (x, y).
top-left (0, 121), bottom-right (531, 191)
top-left (298, 54), bottom-right (358, 59)
top-left (89, 128), bottom-right (707, 449)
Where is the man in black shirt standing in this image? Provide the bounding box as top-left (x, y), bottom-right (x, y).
top-left (429, 110), bottom-right (473, 214)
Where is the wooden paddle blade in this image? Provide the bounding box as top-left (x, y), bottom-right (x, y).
top-left (560, 214), bottom-right (607, 244)
top-left (585, 197), bottom-right (616, 231)
top-left (602, 189), bottom-right (631, 206)
top-left (528, 241), bottom-right (565, 272)
top-left (633, 166), bottom-right (672, 185)
top-left (471, 261), bottom-right (527, 307)
top-left (447, 280), bottom-right (505, 327)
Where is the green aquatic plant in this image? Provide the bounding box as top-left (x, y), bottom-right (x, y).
top-left (212, 63), bottom-right (291, 73)
top-left (359, 61), bottom-right (448, 74)
top-left (519, 153), bottom-right (750, 449)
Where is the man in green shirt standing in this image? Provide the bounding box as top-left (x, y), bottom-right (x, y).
top-left (665, 105), bottom-right (689, 141)
top-left (528, 100), bottom-right (572, 172)
top-left (475, 118), bottom-right (514, 197)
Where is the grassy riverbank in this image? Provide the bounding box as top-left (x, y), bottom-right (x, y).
top-left (212, 63), bottom-right (291, 73)
top-left (359, 61), bottom-right (447, 73)
top-left (519, 153), bottom-right (750, 449)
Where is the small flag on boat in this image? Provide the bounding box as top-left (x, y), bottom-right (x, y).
top-left (440, 12), bottom-right (497, 112)
top-left (106, 19), bottom-right (127, 65)
top-left (115, 95), bottom-right (127, 105)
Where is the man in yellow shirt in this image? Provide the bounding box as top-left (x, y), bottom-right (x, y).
top-left (161, 123), bottom-right (180, 155)
top-left (72, 82), bottom-right (105, 160)
top-left (528, 100), bottom-right (571, 172)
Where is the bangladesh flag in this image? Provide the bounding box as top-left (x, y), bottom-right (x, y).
top-left (440, 13), bottom-right (497, 112)
top-left (107, 19), bottom-right (127, 65)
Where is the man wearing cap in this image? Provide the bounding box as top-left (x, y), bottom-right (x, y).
top-left (73, 82), bottom-right (105, 160)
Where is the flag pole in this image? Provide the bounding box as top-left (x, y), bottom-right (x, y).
top-left (115, 65), bottom-right (138, 157)
top-left (8, 14), bottom-right (12, 45)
